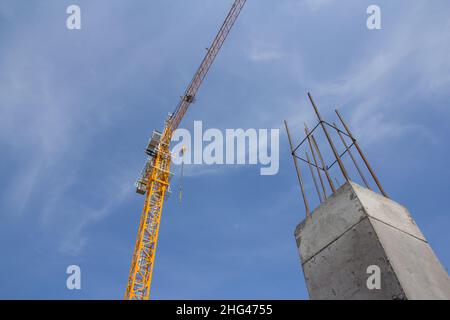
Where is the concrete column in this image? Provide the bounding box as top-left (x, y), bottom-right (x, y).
top-left (294, 181), bottom-right (450, 300)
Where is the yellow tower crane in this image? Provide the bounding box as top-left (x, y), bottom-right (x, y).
top-left (124, 0), bottom-right (247, 300)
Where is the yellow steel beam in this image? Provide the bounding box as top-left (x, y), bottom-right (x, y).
top-left (125, 139), bottom-right (171, 300)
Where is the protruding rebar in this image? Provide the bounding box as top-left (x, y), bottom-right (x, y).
top-left (306, 152), bottom-right (323, 203)
top-left (333, 122), bottom-right (371, 190)
top-left (305, 125), bottom-right (328, 199)
top-left (285, 120), bottom-right (310, 217)
top-left (335, 109), bottom-right (389, 198)
top-left (305, 124), bottom-right (336, 193)
top-left (308, 93), bottom-right (350, 183)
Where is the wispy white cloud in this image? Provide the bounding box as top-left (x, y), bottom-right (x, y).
top-left (0, 2), bottom-right (169, 255)
top-left (299, 2), bottom-right (450, 145)
top-left (248, 48), bottom-right (283, 62)
top-left (304, 0), bottom-right (333, 12)
top-left (57, 168), bottom-right (134, 256)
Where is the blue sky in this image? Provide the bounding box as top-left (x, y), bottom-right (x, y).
top-left (0, 0), bottom-right (449, 299)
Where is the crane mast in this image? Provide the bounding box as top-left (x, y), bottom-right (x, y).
top-left (125, 0), bottom-right (247, 300)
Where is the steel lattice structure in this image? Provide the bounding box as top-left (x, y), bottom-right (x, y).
top-left (124, 0), bottom-right (247, 300)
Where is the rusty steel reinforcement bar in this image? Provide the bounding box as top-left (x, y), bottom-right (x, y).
top-left (304, 125), bottom-right (328, 199)
top-left (307, 93), bottom-right (350, 183)
top-left (335, 177), bottom-right (340, 187)
top-left (333, 122), bottom-right (371, 190)
top-left (305, 124), bottom-right (336, 194)
top-left (335, 109), bottom-right (389, 198)
top-left (306, 152), bottom-right (323, 203)
top-left (285, 120), bottom-right (310, 217)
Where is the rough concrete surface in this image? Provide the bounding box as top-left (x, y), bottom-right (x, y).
top-left (295, 181), bottom-right (450, 300)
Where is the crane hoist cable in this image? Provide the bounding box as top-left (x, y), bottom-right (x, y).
top-left (179, 145), bottom-right (186, 204)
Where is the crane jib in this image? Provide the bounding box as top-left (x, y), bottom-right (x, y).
top-left (168, 0), bottom-right (246, 135)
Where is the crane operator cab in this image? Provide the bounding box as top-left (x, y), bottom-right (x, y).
top-left (145, 130), bottom-right (162, 157)
top-left (135, 129), bottom-right (174, 196)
